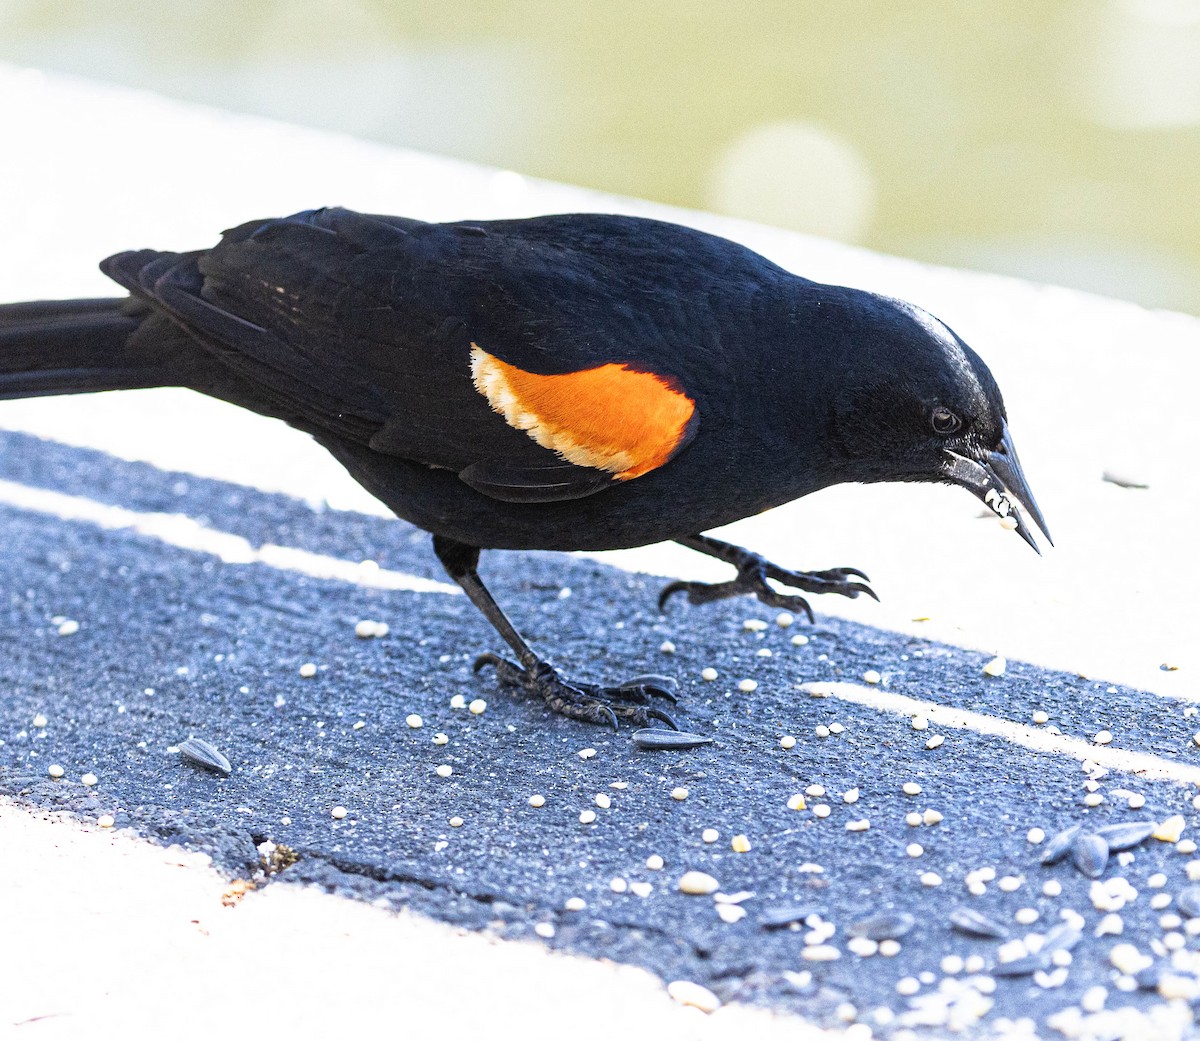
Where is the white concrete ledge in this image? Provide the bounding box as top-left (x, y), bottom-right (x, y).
top-left (2, 62), bottom-right (1198, 699)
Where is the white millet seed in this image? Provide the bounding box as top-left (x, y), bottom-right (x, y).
top-left (925, 735), bottom-right (945, 749)
top-left (1032, 710), bottom-right (1050, 724)
top-left (843, 788), bottom-right (860, 804)
top-left (906, 843), bottom-right (924, 857)
top-left (47, 764), bottom-right (64, 779)
top-left (354, 620), bottom-right (377, 638)
top-left (1128, 793), bottom-right (1146, 809)
top-left (701, 828), bottom-right (719, 843)
top-left (468, 698), bottom-right (487, 715)
top-left (911, 716), bottom-right (929, 731)
top-left (982, 656), bottom-right (1007, 677)
top-left (433, 733), bottom-right (449, 745)
top-left (878, 939), bottom-right (901, 957)
top-left (791, 633), bottom-right (810, 646)
top-left (895, 977), bottom-right (920, 996)
top-left (1027, 827), bottom-right (1046, 844)
top-left (534, 922), bottom-right (555, 938)
top-left (1148, 873), bottom-right (1168, 888)
top-left (905, 812), bottom-right (922, 827)
top-left (352, 721), bottom-right (366, 730)
top-left (331, 806), bottom-right (347, 819)
top-left (1043, 880), bottom-right (1063, 897)
top-left (645, 854), bottom-right (665, 870)
top-left (1015, 908), bottom-right (1040, 925)
top-left (57, 619), bottom-right (79, 636)
top-left (528, 794), bottom-right (545, 808)
top-left (776, 612), bottom-right (795, 627)
top-left (32, 714), bottom-right (47, 728)
top-left (701, 667), bottom-right (718, 681)
top-left (756, 648), bottom-right (772, 658)
top-left (405, 714), bottom-right (423, 729)
top-left (1179, 839), bottom-right (1199, 855)
top-left (743, 619), bottom-right (768, 632)
top-left (716, 903), bottom-right (746, 924)
top-left (1094, 730), bottom-right (1113, 745)
top-left (659, 640), bottom-right (676, 654)
top-left (678, 871), bottom-right (720, 896)
top-left (578, 810), bottom-right (596, 824)
top-left (609, 877), bottom-right (628, 894)
top-left (780, 735), bottom-right (796, 749)
top-left (922, 809), bottom-right (944, 825)
top-left (565, 897), bottom-right (586, 911)
top-left (299, 663), bottom-right (317, 678)
top-left (670, 787), bottom-right (689, 801)
top-left (998, 876), bottom-right (1023, 893)
top-left (940, 955), bottom-right (964, 975)
top-left (578, 747), bottom-right (597, 760)
top-left (845, 819), bottom-right (870, 833)
top-left (738, 679), bottom-right (758, 693)
top-left (862, 670), bottom-right (881, 685)
top-left (902, 782), bottom-right (922, 796)
top-left (81, 773), bottom-right (97, 787)
top-left (594, 793), bottom-right (611, 809)
top-left (806, 784), bottom-right (826, 797)
top-left (1084, 793), bottom-right (1104, 807)
top-left (97, 814), bottom-right (115, 828)
top-left (813, 804), bottom-right (832, 819)
top-left (814, 724), bottom-right (830, 738)
top-left (450, 694), bottom-right (467, 709)
top-left (435, 764), bottom-right (453, 778)
top-left (920, 872), bottom-right (942, 887)
top-left (829, 722), bottom-right (845, 735)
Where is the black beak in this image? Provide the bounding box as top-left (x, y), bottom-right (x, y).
top-left (942, 421), bottom-right (1052, 554)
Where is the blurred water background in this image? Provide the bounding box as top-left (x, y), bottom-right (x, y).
top-left (2, 0), bottom-right (1197, 314)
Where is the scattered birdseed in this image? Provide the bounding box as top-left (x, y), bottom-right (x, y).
top-left (998, 875), bottom-right (1023, 892)
top-left (1097, 821), bottom-right (1156, 851)
top-left (528, 794), bottom-right (545, 808)
top-left (435, 764), bottom-right (453, 778)
top-left (80, 773), bottom-right (97, 787)
top-left (594, 793), bottom-right (611, 809)
top-left (1179, 839), bottom-right (1199, 855)
top-left (701, 667), bottom-right (719, 681)
top-left (905, 812), bottom-right (922, 827)
top-left (667, 979), bottom-right (721, 1013)
top-left (993, 953), bottom-right (1050, 978)
top-left (1032, 710), bottom-right (1050, 724)
top-left (949, 907), bottom-right (1009, 939)
top-left (1148, 873), bottom-right (1168, 889)
top-left (609, 877), bottom-right (628, 894)
top-left (1015, 908), bottom-right (1040, 925)
top-left (178, 737), bottom-right (232, 777)
top-left (406, 714), bottom-right (423, 729)
top-left (1128, 793), bottom-right (1146, 809)
top-left (1094, 729), bottom-right (1113, 745)
top-left (846, 819), bottom-right (870, 832)
top-left (911, 716), bottom-right (929, 731)
top-left (646, 854), bottom-right (664, 870)
top-left (786, 794), bottom-right (807, 811)
top-left (828, 722), bottom-right (845, 734)
top-left (670, 787), bottom-right (689, 801)
top-left (659, 640), bottom-right (676, 654)
top-left (630, 882), bottom-right (653, 898)
top-left (450, 694), bottom-right (467, 709)
top-left (813, 804), bottom-right (831, 819)
top-left (299, 662), bottom-right (317, 678)
top-left (47, 764), bottom-right (64, 779)
top-left (1027, 827), bottom-right (1046, 844)
top-left (731, 834), bottom-right (752, 853)
top-left (468, 698), bottom-right (487, 715)
top-left (896, 977), bottom-right (920, 996)
top-left (1153, 815), bottom-right (1186, 842)
top-left (702, 828), bottom-right (719, 843)
top-left (814, 725), bottom-right (830, 738)
top-left (631, 729), bottom-right (713, 751)
top-left (1095, 913), bottom-right (1124, 937)
top-left (716, 903), bottom-right (747, 924)
top-left (1109, 944), bottom-right (1150, 975)
top-left (578, 747), bottom-right (597, 760)
top-left (756, 648), bottom-right (772, 658)
top-left (743, 619), bottom-right (768, 632)
top-left (352, 721), bottom-right (366, 731)
top-left (1151, 893), bottom-right (1172, 911)
top-left (1176, 887), bottom-right (1200, 918)
top-left (847, 936), bottom-right (878, 957)
top-left (907, 843), bottom-right (924, 858)
top-left (57, 619), bottom-right (79, 636)
top-left (1072, 833), bottom-right (1110, 878)
top-left (922, 809), bottom-right (943, 825)
top-left (802, 945), bottom-right (840, 962)
top-left (806, 784), bottom-right (826, 797)
top-left (843, 788), bottom-right (860, 804)
top-left (1084, 793), bottom-right (1104, 807)
top-left (875, 939), bottom-right (900, 958)
top-left (32, 714), bottom-right (47, 728)
top-left (432, 733), bottom-right (449, 746)
top-left (780, 735), bottom-right (796, 749)
top-left (776, 612), bottom-right (795, 627)
top-left (738, 679), bottom-right (758, 693)
top-left (1043, 880), bottom-right (1063, 897)
top-left (920, 872), bottom-right (942, 887)
top-left (850, 911), bottom-right (915, 941)
top-left (902, 782), bottom-right (922, 796)
top-left (925, 735), bottom-right (945, 750)
top-left (94, 813), bottom-right (115, 830)
top-left (1041, 825), bottom-right (1083, 865)
top-left (791, 633), bottom-right (810, 646)
top-left (564, 896), bottom-right (586, 911)
top-left (331, 806), bottom-right (347, 819)
top-left (578, 810), bottom-right (596, 824)
top-left (982, 655), bottom-right (1006, 677)
top-left (534, 922), bottom-right (555, 939)
top-left (678, 871), bottom-right (720, 896)
top-left (863, 670), bottom-right (881, 685)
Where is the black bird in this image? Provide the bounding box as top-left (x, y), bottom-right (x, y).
top-left (0, 208), bottom-right (1050, 728)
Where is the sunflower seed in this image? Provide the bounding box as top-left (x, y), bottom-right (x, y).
top-left (178, 737), bottom-right (232, 777)
top-left (1040, 824), bottom-right (1082, 865)
top-left (991, 952), bottom-right (1050, 977)
top-left (1041, 921), bottom-right (1084, 954)
top-left (631, 729), bottom-right (713, 751)
top-left (848, 911), bottom-right (915, 941)
top-left (1096, 821), bottom-right (1156, 852)
top-left (1176, 886), bottom-right (1200, 918)
top-left (949, 907), bottom-right (1010, 939)
top-left (760, 904), bottom-right (823, 929)
top-left (1071, 832), bottom-right (1109, 878)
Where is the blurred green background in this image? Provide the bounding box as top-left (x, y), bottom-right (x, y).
top-left (2, 0), bottom-right (1198, 313)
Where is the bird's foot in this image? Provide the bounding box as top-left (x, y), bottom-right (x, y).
top-left (474, 654), bottom-right (679, 730)
top-left (658, 552), bottom-right (877, 623)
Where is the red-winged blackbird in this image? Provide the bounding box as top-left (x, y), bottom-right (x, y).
top-left (0, 208), bottom-right (1049, 728)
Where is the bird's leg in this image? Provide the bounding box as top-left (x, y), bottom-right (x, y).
top-left (658, 533), bottom-right (878, 623)
top-left (432, 535), bottom-right (679, 729)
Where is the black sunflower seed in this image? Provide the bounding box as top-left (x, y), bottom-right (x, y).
top-left (1071, 832), bottom-right (1109, 878)
top-left (991, 953), bottom-right (1050, 977)
top-left (178, 737), bottom-right (232, 776)
top-left (1040, 824), bottom-right (1082, 865)
top-left (1041, 921), bottom-right (1083, 954)
top-left (760, 903), bottom-right (823, 929)
top-left (1095, 821), bottom-right (1156, 852)
top-left (848, 911), bottom-right (915, 941)
top-left (1177, 886), bottom-right (1200, 918)
top-left (949, 906), bottom-right (1010, 939)
top-left (631, 729), bottom-right (712, 751)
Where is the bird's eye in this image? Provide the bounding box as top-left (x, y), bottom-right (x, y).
top-left (930, 407), bottom-right (962, 435)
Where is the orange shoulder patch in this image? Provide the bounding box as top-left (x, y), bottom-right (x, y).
top-left (469, 344), bottom-right (697, 480)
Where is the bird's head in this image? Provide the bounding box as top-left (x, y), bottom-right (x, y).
top-left (822, 290), bottom-right (1051, 553)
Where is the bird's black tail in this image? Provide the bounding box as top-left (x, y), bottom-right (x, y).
top-left (0, 297), bottom-right (163, 400)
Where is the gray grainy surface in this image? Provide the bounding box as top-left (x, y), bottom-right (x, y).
top-left (2, 429), bottom-right (1198, 1037)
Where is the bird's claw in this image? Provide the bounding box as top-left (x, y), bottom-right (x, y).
top-left (474, 654), bottom-right (680, 729)
top-left (658, 556), bottom-right (877, 619)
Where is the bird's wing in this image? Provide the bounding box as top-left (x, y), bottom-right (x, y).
top-left (100, 208), bottom-right (721, 502)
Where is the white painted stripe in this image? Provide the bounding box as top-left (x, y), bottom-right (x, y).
top-left (800, 681), bottom-right (1200, 785)
top-left (0, 478), bottom-right (460, 595)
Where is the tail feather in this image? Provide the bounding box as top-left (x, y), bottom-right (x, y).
top-left (0, 297), bottom-right (161, 399)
